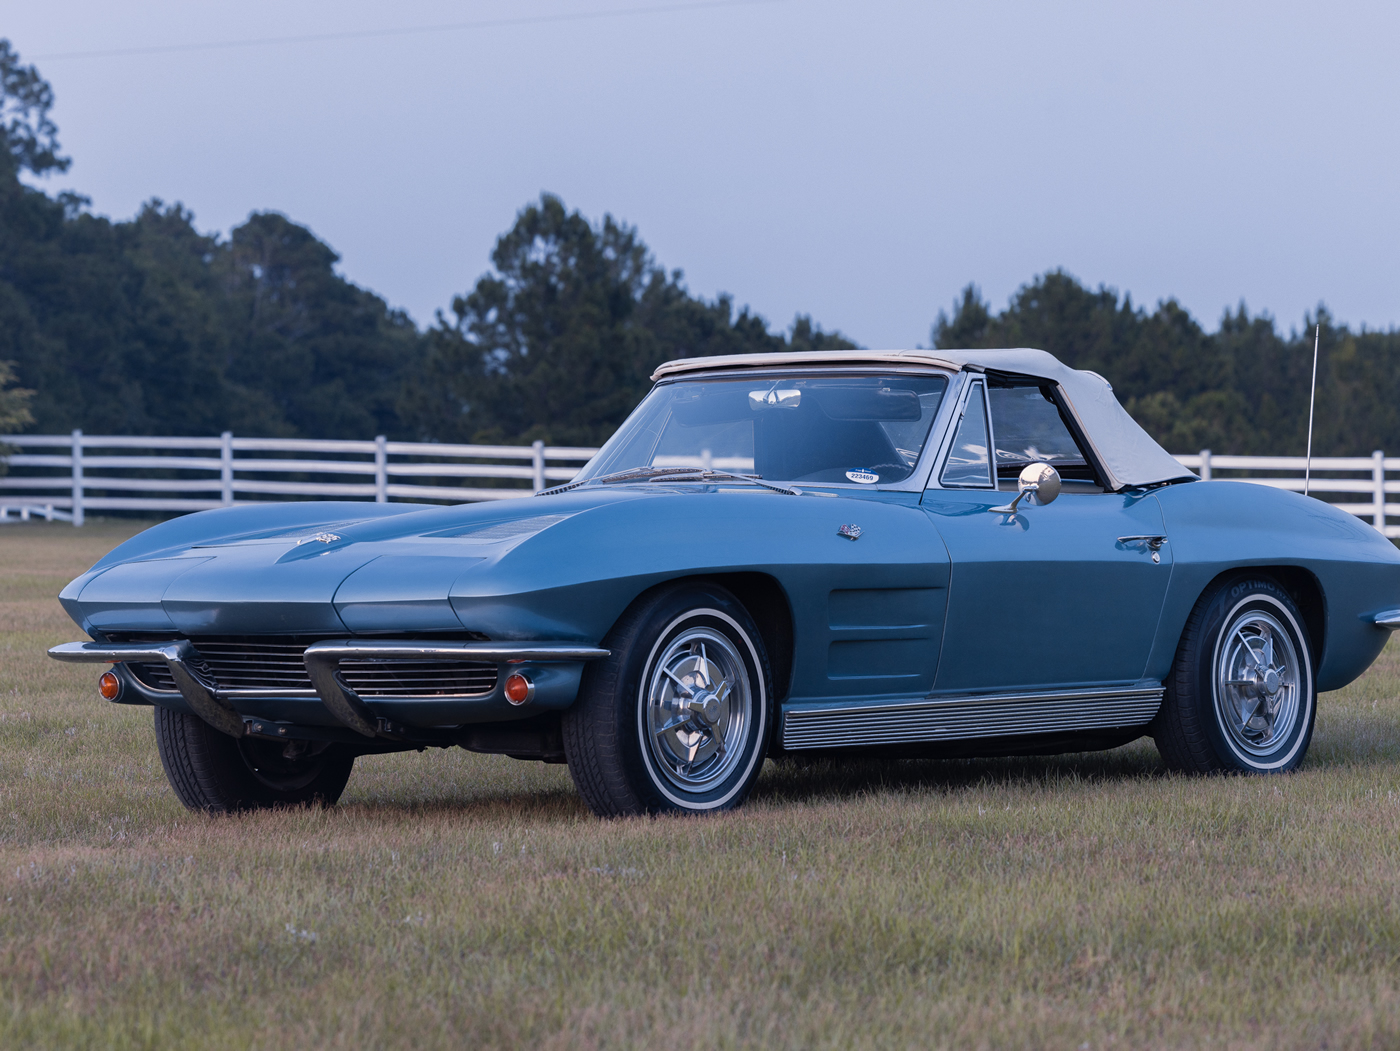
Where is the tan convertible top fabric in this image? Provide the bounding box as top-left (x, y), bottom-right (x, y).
top-left (651, 348), bottom-right (1197, 490)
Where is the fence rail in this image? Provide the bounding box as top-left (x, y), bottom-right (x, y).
top-left (1, 435), bottom-right (1398, 538)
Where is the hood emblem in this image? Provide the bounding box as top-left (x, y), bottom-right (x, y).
top-left (296, 532), bottom-right (342, 546)
top-left (837, 523), bottom-right (862, 540)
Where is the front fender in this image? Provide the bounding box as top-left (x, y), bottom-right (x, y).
top-left (447, 489), bottom-right (951, 700)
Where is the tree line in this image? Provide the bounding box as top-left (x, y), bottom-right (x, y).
top-left (2, 39), bottom-right (1397, 456)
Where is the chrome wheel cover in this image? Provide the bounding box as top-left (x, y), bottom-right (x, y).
top-left (1214, 608), bottom-right (1302, 758)
top-left (643, 626), bottom-right (752, 793)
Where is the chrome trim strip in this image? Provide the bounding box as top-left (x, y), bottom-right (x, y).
top-left (301, 640), bottom-right (611, 738)
top-left (110, 684), bottom-right (547, 703)
top-left (301, 641), bottom-right (612, 663)
top-left (218, 688), bottom-right (320, 699)
top-left (48, 640), bottom-right (245, 737)
top-left (652, 351), bottom-right (966, 381)
top-left (781, 685), bottom-right (1164, 751)
top-left (1372, 609), bottom-right (1400, 630)
top-left (49, 641), bottom-right (180, 665)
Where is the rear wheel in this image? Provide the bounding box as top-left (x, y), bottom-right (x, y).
top-left (563, 581), bottom-right (773, 817)
top-left (154, 707), bottom-right (355, 812)
top-left (1153, 574), bottom-right (1316, 774)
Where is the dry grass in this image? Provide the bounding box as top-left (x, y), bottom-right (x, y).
top-left (4, 519), bottom-right (1400, 1049)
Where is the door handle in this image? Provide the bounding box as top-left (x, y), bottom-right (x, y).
top-left (1118, 535), bottom-right (1168, 563)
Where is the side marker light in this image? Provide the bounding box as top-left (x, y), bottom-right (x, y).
top-left (504, 673), bottom-right (534, 705)
top-left (98, 671), bottom-right (121, 701)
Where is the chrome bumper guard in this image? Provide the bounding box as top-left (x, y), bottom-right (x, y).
top-left (1373, 610), bottom-right (1400, 631)
top-left (301, 641), bottom-right (609, 737)
top-left (48, 639), bottom-right (610, 738)
top-left (49, 640), bottom-right (246, 736)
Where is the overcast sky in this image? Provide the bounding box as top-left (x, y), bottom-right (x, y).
top-left (10, 0), bottom-right (1399, 346)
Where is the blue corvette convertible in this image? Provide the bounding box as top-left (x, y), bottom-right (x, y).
top-left (50, 348), bottom-right (1400, 816)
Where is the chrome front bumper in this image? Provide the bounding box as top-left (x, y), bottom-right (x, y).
top-left (48, 639), bottom-right (609, 738)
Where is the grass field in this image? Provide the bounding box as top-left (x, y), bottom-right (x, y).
top-left (4, 520), bottom-right (1400, 1049)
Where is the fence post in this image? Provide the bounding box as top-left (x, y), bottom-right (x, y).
top-left (1199, 449), bottom-right (1211, 481)
top-left (1374, 450), bottom-right (1386, 531)
top-left (374, 436), bottom-right (388, 503)
top-left (531, 440), bottom-right (545, 494)
top-left (220, 431), bottom-right (234, 505)
top-left (70, 429), bottom-right (84, 527)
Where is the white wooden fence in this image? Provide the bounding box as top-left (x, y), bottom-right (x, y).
top-left (1, 434), bottom-right (1397, 539)
top-left (0, 432), bottom-right (596, 526)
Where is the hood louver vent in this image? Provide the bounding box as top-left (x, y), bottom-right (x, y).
top-left (439, 514), bottom-right (574, 542)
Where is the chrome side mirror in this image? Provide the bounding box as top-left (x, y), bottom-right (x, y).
top-left (991, 462), bottom-right (1061, 514)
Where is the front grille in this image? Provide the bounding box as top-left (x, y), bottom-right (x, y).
top-left (120, 636), bottom-right (498, 698)
top-left (129, 662), bottom-right (178, 692)
top-left (195, 640), bottom-right (311, 690)
top-left (340, 659), bottom-right (497, 697)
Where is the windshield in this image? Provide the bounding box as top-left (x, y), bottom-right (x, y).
top-left (577, 373), bottom-right (949, 485)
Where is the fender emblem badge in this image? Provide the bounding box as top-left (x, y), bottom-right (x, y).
top-left (297, 532), bottom-right (342, 545)
top-left (837, 524), bottom-right (862, 540)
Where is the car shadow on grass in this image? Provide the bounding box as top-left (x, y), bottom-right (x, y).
top-left (751, 739), bottom-right (1169, 806)
top-left (335, 749), bottom-right (1170, 822)
top-left (341, 786), bottom-right (591, 822)
top-left (751, 709), bottom-right (1400, 807)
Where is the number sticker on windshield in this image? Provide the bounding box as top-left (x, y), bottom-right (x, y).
top-left (845, 469), bottom-right (879, 484)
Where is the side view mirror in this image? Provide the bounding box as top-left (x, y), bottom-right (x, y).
top-left (991, 462), bottom-right (1061, 515)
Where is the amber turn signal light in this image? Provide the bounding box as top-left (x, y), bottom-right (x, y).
top-left (98, 670), bottom-right (121, 701)
top-left (504, 672), bottom-right (534, 705)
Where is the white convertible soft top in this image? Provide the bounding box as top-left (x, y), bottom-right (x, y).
top-left (651, 347), bottom-right (1196, 491)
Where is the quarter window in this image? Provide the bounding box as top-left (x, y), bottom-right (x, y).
top-left (940, 380), bottom-right (994, 488)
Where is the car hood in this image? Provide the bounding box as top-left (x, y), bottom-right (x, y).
top-left (60, 487), bottom-right (931, 638)
top-left (59, 494), bottom-right (626, 635)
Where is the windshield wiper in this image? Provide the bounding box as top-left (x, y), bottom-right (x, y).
top-left (537, 466), bottom-right (691, 495)
top-left (539, 466), bottom-right (801, 497)
top-left (640, 468), bottom-right (801, 496)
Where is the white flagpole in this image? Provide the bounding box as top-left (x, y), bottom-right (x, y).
top-left (1305, 323), bottom-right (1320, 497)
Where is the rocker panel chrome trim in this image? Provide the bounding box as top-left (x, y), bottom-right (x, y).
top-left (781, 685), bottom-right (1164, 750)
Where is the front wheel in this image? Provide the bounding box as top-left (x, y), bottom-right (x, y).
top-left (563, 582), bottom-right (774, 817)
top-left (1153, 574), bottom-right (1316, 774)
top-left (154, 707), bottom-right (355, 812)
